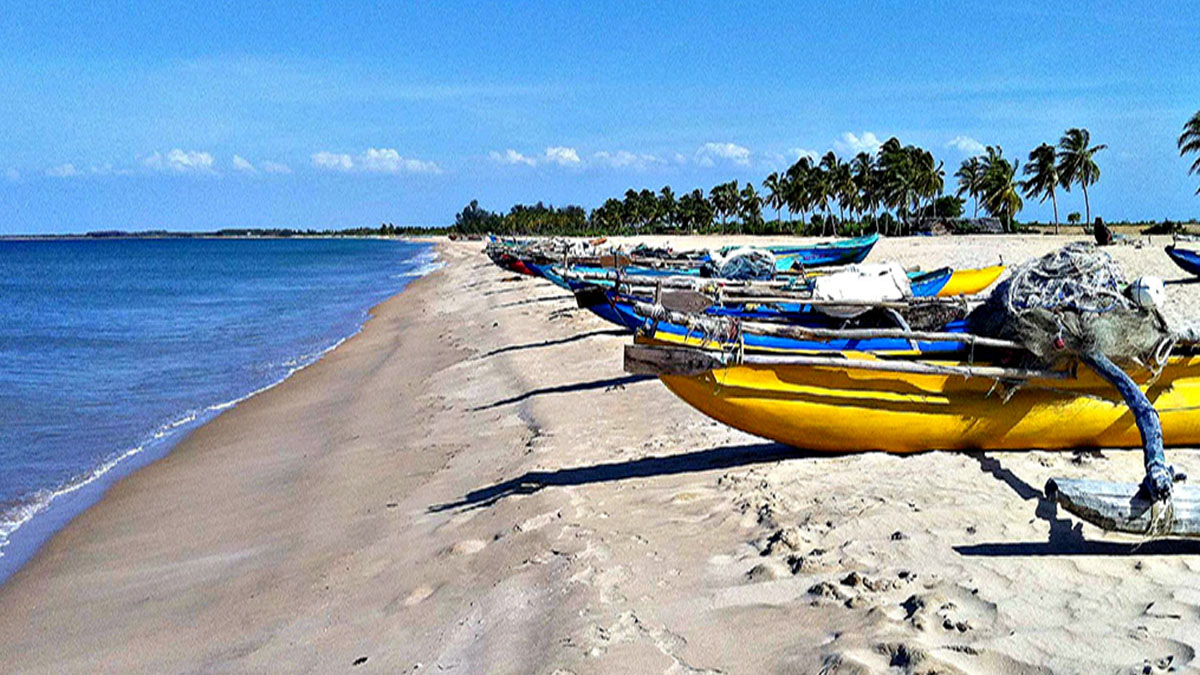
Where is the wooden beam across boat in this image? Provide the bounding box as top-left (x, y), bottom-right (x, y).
top-left (630, 301), bottom-right (1023, 350)
top-left (624, 344), bottom-right (1070, 381)
top-left (1046, 478), bottom-right (1200, 538)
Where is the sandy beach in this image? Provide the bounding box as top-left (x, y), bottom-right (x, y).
top-left (2, 235), bottom-right (1200, 674)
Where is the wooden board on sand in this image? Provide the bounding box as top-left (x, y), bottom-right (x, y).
top-left (1046, 478), bottom-right (1200, 539)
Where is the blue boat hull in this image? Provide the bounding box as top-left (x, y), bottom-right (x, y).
top-left (594, 295), bottom-right (967, 354)
top-left (769, 232), bottom-right (879, 271)
top-left (576, 267), bottom-right (958, 353)
top-left (1166, 245), bottom-right (1200, 276)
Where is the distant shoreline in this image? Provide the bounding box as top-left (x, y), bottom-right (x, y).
top-left (0, 233), bottom-right (422, 241)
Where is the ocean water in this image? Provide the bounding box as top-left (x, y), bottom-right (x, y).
top-left (0, 237), bottom-right (437, 581)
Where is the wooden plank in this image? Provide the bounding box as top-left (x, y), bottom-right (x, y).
top-left (659, 290), bottom-right (715, 314)
top-left (624, 344), bottom-right (724, 377)
top-left (625, 344), bottom-right (1069, 381)
top-left (1046, 478), bottom-right (1200, 538)
top-left (738, 352), bottom-right (1069, 381)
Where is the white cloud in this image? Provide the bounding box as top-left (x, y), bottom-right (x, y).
top-left (947, 135), bottom-right (986, 155)
top-left (694, 142), bottom-right (751, 167)
top-left (311, 151), bottom-right (354, 171)
top-left (789, 148), bottom-right (820, 162)
top-left (359, 148), bottom-right (441, 174)
top-left (834, 132), bottom-right (883, 155)
top-left (232, 155), bottom-right (256, 173)
top-left (489, 149), bottom-right (537, 166)
top-left (488, 147), bottom-right (582, 168)
top-left (312, 149), bottom-right (440, 174)
top-left (4, 168), bottom-right (18, 182)
top-left (592, 150), bottom-right (664, 170)
top-left (260, 160), bottom-right (293, 174)
top-left (46, 163), bottom-right (81, 178)
top-left (144, 149), bottom-right (216, 173)
top-left (543, 146), bottom-right (581, 166)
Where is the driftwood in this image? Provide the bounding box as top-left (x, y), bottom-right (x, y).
top-left (624, 344), bottom-right (1070, 381)
top-left (1046, 478), bottom-right (1200, 538)
top-left (631, 301), bottom-right (1024, 351)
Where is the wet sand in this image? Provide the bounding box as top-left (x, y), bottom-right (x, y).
top-left (2, 235), bottom-right (1199, 673)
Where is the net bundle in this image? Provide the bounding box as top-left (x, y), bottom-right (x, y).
top-left (968, 243), bottom-right (1171, 369)
top-left (700, 247), bottom-right (777, 281)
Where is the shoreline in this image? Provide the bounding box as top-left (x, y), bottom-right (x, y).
top-left (0, 239), bottom-right (439, 585)
top-left (1, 236), bottom-right (1198, 673)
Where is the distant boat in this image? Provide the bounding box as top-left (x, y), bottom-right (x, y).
top-left (758, 232), bottom-right (879, 270)
top-left (1166, 245), bottom-right (1200, 276)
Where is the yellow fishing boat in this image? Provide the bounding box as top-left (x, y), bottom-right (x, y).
top-left (937, 264), bottom-right (1005, 297)
top-left (631, 347), bottom-right (1200, 453)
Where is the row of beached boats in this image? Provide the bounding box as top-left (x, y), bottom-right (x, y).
top-left (484, 234), bottom-right (1200, 537)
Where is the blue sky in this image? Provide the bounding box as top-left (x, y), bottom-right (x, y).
top-left (1, 1), bottom-right (1198, 233)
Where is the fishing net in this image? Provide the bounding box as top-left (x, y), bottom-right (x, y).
top-left (700, 247), bottom-right (777, 281)
top-left (967, 243), bottom-right (1172, 369)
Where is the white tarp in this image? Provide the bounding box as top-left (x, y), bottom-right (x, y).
top-left (810, 263), bottom-right (912, 318)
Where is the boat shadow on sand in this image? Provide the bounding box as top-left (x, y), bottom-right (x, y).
top-left (957, 453), bottom-right (1200, 556)
top-left (478, 328), bottom-right (628, 360)
top-left (471, 373), bottom-right (652, 411)
top-left (431, 444), bottom-right (1200, 555)
top-left (428, 441), bottom-right (818, 512)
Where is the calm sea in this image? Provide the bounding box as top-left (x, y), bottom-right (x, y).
top-left (0, 237), bottom-right (437, 582)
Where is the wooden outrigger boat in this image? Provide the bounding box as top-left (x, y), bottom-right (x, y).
top-left (571, 276), bottom-right (966, 337)
top-left (624, 305), bottom-right (1200, 537)
top-left (625, 343), bottom-right (1200, 453)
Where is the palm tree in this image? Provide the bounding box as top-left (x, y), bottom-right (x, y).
top-left (851, 152), bottom-right (876, 224)
top-left (818, 152), bottom-right (847, 234)
top-left (740, 183), bottom-right (763, 229)
top-left (762, 172), bottom-right (786, 222)
top-left (1179, 110), bottom-right (1200, 194)
top-left (1057, 128), bottom-right (1106, 225)
top-left (980, 147), bottom-right (1023, 230)
top-left (678, 189), bottom-right (714, 231)
top-left (785, 157), bottom-right (814, 228)
top-left (954, 157), bottom-right (985, 218)
top-left (877, 138), bottom-right (923, 234)
top-left (832, 158), bottom-right (856, 226)
top-left (913, 149), bottom-right (944, 218)
top-left (1020, 143), bottom-right (1061, 232)
top-left (709, 181), bottom-right (739, 230)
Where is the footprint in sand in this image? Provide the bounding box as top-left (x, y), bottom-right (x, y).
top-left (444, 539), bottom-right (486, 556)
top-left (403, 585), bottom-right (435, 606)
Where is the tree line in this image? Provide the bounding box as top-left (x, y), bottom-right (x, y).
top-left (453, 115), bottom-right (1200, 237)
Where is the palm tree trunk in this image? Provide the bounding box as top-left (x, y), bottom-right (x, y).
top-left (1082, 183), bottom-right (1091, 225)
top-left (1051, 189), bottom-right (1059, 234)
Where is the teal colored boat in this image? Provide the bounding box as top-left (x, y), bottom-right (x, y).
top-left (739, 232), bottom-right (880, 271)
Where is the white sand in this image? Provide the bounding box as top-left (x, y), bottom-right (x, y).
top-left (1, 234), bottom-right (1198, 674)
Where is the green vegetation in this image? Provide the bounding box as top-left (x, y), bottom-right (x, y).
top-left (1056, 128), bottom-right (1107, 225)
top-left (1180, 110), bottom-right (1200, 194)
top-left (1021, 143), bottom-right (1061, 232)
top-left (453, 127), bottom-right (1134, 238)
